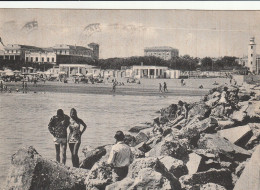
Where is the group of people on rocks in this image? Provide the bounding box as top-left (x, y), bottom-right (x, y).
top-left (48, 109), bottom-right (133, 181)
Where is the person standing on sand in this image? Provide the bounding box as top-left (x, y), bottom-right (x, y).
top-left (68, 108), bottom-right (87, 168)
top-left (112, 81), bottom-right (117, 93)
top-left (107, 131), bottom-right (133, 182)
top-left (163, 82), bottom-right (168, 92)
top-left (48, 109), bottom-right (70, 165)
top-left (159, 83), bottom-right (163, 93)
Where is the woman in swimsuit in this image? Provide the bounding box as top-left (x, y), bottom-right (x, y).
top-left (68, 108), bottom-right (87, 167)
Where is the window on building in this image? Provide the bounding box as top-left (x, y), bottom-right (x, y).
top-left (26, 57), bottom-right (29, 62)
top-left (36, 57), bottom-right (38, 62)
top-left (31, 57), bottom-right (33, 62)
top-left (42, 57), bottom-right (44, 62)
top-left (251, 61), bottom-right (253, 65)
top-left (47, 58), bottom-right (50, 62)
top-left (251, 54), bottom-right (253, 57)
top-left (65, 50), bottom-right (66, 54)
top-left (52, 58), bottom-right (54, 62)
top-left (60, 50), bottom-right (62, 54)
top-left (251, 46), bottom-right (253, 49)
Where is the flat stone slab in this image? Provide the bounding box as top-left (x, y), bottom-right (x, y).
top-left (234, 145), bottom-right (260, 190)
top-left (186, 153), bottom-right (202, 175)
top-left (218, 125), bottom-right (252, 147)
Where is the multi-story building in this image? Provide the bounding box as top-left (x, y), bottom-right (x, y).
top-left (3, 43), bottom-right (99, 64)
top-left (3, 44), bottom-right (42, 61)
top-left (144, 46), bottom-right (179, 60)
top-left (25, 48), bottom-right (56, 64)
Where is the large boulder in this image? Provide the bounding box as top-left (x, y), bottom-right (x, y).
top-left (105, 178), bottom-right (134, 190)
top-left (128, 124), bottom-right (152, 133)
top-left (218, 125), bottom-right (253, 148)
top-left (188, 102), bottom-right (211, 119)
top-left (216, 118), bottom-right (235, 130)
top-left (81, 145), bottom-right (112, 169)
top-left (127, 157), bottom-right (181, 190)
top-left (146, 134), bottom-right (189, 161)
top-left (159, 156), bottom-right (188, 178)
top-left (179, 117), bottom-right (218, 147)
top-left (198, 134), bottom-right (251, 162)
top-left (84, 162), bottom-right (113, 190)
top-left (135, 131), bottom-right (149, 145)
top-left (234, 145), bottom-right (260, 190)
top-left (4, 146), bottom-right (87, 190)
top-left (200, 183), bottom-right (227, 190)
top-left (179, 169), bottom-right (233, 190)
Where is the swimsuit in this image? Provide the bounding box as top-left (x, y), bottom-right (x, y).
top-left (68, 119), bottom-right (81, 143)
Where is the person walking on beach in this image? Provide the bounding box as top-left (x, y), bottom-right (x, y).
top-left (163, 82), bottom-right (168, 92)
top-left (48, 109), bottom-right (70, 165)
top-left (68, 108), bottom-right (87, 168)
top-left (107, 131), bottom-right (133, 182)
top-left (112, 81), bottom-right (117, 93)
top-left (159, 83), bottom-right (163, 93)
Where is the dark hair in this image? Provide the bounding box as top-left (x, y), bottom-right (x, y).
top-left (70, 108), bottom-right (78, 118)
top-left (114, 131), bottom-right (125, 141)
top-left (178, 101), bottom-right (184, 106)
top-left (57, 109), bottom-right (64, 117)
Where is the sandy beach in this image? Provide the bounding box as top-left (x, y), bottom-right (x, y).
top-left (3, 78), bottom-right (230, 97)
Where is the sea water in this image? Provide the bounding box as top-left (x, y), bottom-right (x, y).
top-left (0, 90), bottom-right (202, 186)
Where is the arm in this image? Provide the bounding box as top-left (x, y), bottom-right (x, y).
top-left (107, 148), bottom-right (117, 166)
top-left (48, 117), bottom-right (55, 136)
top-left (79, 119), bottom-right (87, 134)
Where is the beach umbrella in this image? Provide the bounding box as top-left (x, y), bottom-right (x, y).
top-left (5, 69), bottom-right (14, 76)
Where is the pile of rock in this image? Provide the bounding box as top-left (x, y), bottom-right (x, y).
top-left (4, 84), bottom-right (260, 190)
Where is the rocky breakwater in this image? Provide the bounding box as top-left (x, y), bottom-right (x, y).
top-left (4, 84), bottom-right (260, 190)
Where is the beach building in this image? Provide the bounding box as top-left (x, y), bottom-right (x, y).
top-left (144, 46), bottom-right (179, 60)
top-left (21, 67), bottom-right (36, 75)
top-left (59, 64), bottom-right (95, 77)
top-left (165, 70), bottom-right (181, 79)
top-left (53, 43), bottom-right (99, 64)
top-left (3, 43), bottom-right (99, 64)
top-left (132, 65), bottom-right (168, 79)
top-left (3, 44), bottom-right (42, 61)
top-left (0, 50), bottom-right (4, 60)
top-left (25, 48), bottom-right (56, 64)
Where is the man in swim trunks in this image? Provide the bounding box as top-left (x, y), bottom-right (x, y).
top-left (48, 109), bottom-right (70, 165)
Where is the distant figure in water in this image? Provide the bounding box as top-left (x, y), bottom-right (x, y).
top-left (199, 85), bottom-right (203, 89)
top-left (107, 131), bottom-right (133, 182)
top-left (159, 83), bottom-right (163, 93)
top-left (48, 109), bottom-right (70, 165)
top-left (163, 82), bottom-right (168, 92)
top-left (213, 81), bottom-right (219, 85)
top-left (68, 108), bottom-right (87, 168)
top-left (181, 79), bottom-right (184, 86)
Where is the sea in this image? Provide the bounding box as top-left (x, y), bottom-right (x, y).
top-left (0, 78), bottom-right (229, 187)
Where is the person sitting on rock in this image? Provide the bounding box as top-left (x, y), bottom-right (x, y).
top-left (168, 101), bottom-right (188, 127)
top-left (216, 86), bottom-right (229, 115)
top-left (48, 109), bottom-right (70, 165)
top-left (107, 131), bottom-right (133, 182)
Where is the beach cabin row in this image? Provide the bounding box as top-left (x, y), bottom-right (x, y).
top-left (56, 64), bottom-right (181, 79)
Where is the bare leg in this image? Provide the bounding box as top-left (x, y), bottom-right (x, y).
top-left (60, 143), bottom-right (67, 165)
top-left (55, 144), bottom-right (60, 163)
top-left (69, 143), bottom-right (75, 166)
top-left (73, 142), bottom-right (81, 168)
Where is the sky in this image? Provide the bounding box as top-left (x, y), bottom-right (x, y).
top-left (0, 9), bottom-right (260, 59)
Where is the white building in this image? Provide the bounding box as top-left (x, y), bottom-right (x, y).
top-left (25, 51), bottom-right (56, 64)
top-left (132, 65), bottom-right (168, 79)
top-left (165, 70), bottom-right (181, 79)
top-left (59, 64), bottom-right (95, 77)
top-left (144, 46), bottom-right (179, 60)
